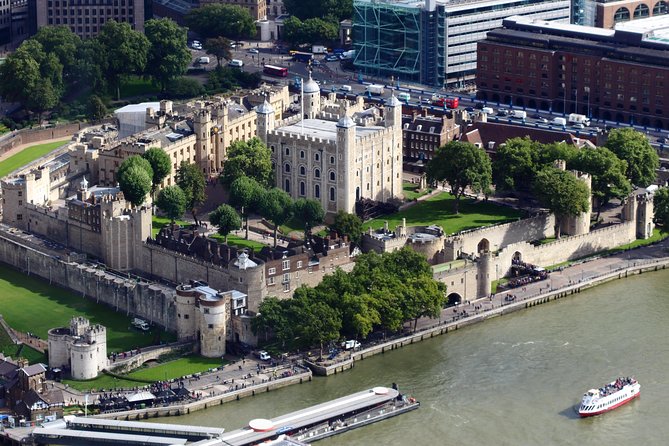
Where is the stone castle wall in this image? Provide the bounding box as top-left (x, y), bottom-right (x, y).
top-left (0, 229), bottom-right (178, 331)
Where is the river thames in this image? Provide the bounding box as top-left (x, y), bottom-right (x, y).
top-left (162, 270), bottom-right (669, 445)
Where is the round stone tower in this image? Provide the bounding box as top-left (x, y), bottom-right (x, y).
top-left (47, 327), bottom-right (71, 369)
top-left (197, 294), bottom-right (229, 358)
top-left (477, 250), bottom-right (493, 299)
top-left (256, 98), bottom-right (275, 146)
top-left (302, 72), bottom-right (321, 119)
top-left (175, 284), bottom-right (198, 341)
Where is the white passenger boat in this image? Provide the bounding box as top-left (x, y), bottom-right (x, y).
top-left (578, 377), bottom-right (640, 417)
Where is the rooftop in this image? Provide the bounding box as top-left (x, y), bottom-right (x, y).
top-left (275, 118), bottom-right (385, 141)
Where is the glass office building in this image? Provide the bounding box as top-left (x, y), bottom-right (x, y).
top-left (353, 0), bottom-right (570, 87)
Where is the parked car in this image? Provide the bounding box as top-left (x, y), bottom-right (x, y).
top-left (258, 351), bottom-right (271, 361)
top-left (325, 55), bottom-right (339, 62)
top-left (572, 123), bottom-right (585, 129)
top-left (311, 59), bottom-right (321, 67)
top-left (498, 108), bottom-right (509, 116)
top-left (248, 48), bottom-right (259, 54)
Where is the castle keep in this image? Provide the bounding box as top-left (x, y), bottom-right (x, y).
top-left (47, 317), bottom-right (108, 380)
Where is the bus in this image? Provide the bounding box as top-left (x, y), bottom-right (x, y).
top-left (292, 51), bottom-right (313, 63)
top-left (263, 65), bottom-right (289, 77)
top-left (432, 97), bottom-right (459, 109)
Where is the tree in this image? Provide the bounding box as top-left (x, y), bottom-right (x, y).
top-left (176, 162), bottom-right (206, 225)
top-left (258, 188), bottom-right (294, 247)
top-left (293, 198), bottom-right (325, 237)
top-left (156, 185), bottom-right (187, 222)
top-left (401, 275), bottom-right (446, 332)
top-left (571, 147), bottom-right (631, 220)
top-left (209, 204), bottom-right (242, 244)
top-left (492, 137), bottom-right (539, 192)
top-left (537, 141), bottom-right (578, 167)
top-left (118, 155), bottom-right (153, 184)
top-left (204, 37), bottom-right (233, 67)
top-left (118, 165), bottom-right (152, 207)
top-left (605, 128), bottom-right (659, 187)
top-left (185, 4), bottom-right (255, 41)
top-left (142, 147), bottom-right (172, 196)
top-left (330, 211), bottom-right (363, 245)
top-left (292, 288), bottom-right (342, 358)
top-left (220, 137), bottom-right (273, 188)
top-left (282, 17), bottom-right (338, 46)
top-left (32, 26), bottom-right (81, 85)
top-left (144, 18), bottom-right (191, 93)
top-left (533, 167), bottom-right (591, 238)
top-left (96, 20), bottom-right (150, 98)
top-left (653, 187), bottom-right (669, 231)
top-left (87, 95), bottom-right (107, 122)
top-left (229, 176), bottom-right (263, 239)
top-left (283, 0), bottom-right (353, 21)
top-left (426, 141), bottom-right (492, 214)
top-left (252, 297), bottom-right (291, 344)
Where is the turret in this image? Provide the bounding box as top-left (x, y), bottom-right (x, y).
top-left (336, 108), bottom-right (356, 214)
top-left (256, 97), bottom-right (276, 146)
top-left (302, 72), bottom-right (321, 119)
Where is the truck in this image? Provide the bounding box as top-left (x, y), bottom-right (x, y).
top-left (552, 117), bottom-right (567, 126)
top-left (366, 84), bottom-right (385, 95)
top-left (312, 45), bottom-right (328, 54)
top-left (568, 113), bottom-right (591, 126)
top-left (511, 110), bottom-right (527, 119)
top-left (132, 318), bottom-right (150, 331)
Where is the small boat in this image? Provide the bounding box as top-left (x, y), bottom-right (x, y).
top-left (578, 377), bottom-right (640, 417)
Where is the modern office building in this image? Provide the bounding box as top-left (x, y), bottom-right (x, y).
top-left (578, 0), bottom-right (668, 27)
top-left (31, 0), bottom-right (145, 39)
top-left (476, 15), bottom-right (669, 129)
top-left (352, 0), bottom-right (570, 87)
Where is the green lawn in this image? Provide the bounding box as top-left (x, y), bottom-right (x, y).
top-left (280, 216), bottom-right (306, 237)
top-left (119, 76), bottom-right (160, 99)
top-left (152, 216), bottom-right (191, 237)
top-left (0, 140), bottom-right (68, 178)
top-left (403, 182), bottom-right (431, 201)
top-left (363, 192), bottom-right (523, 235)
top-left (0, 264), bottom-right (175, 354)
top-left (63, 356), bottom-right (225, 391)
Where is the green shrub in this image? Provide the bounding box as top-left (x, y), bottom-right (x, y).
top-left (168, 77), bottom-right (204, 99)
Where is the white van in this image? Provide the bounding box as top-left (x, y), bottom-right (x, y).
top-left (197, 56), bottom-right (210, 64)
top-left (229, 59), bottom-right (244, 67)
top-left (552, 117), bottom-right (567, 126)
top-left (482, 106), bottom-right (494, 115)
top-left (340, 85), bottom-right (352, 92)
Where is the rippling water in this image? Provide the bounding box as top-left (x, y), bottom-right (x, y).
top-left (162, 271), bottom-right (669, 445)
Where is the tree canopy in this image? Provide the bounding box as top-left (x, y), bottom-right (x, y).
top-left (426, 141), bottom-right (492, 213)
top-left (204, 37), bottom-right (233, 67)
top-left (653, 187), bottom-right (669, 231)
top-left (155, 185), bottom-right (187, 222)
top-left (209, 204), bottom-right (242, 243)
top-left (492, 137), bottom-right (539, 192)
top-left (145, 18), bottom-right (191, 93)
top-left (96, 20), bottom-right (150, 98)
top-left (330, 211), bottom-right (363, 245)
top-left (283, 0), bottom-right (353, 21)
top-left (571, 147), bottom-right (631, 220)
top-left (533, 167), bottom-right (591, 238)
top-left (605, 128), bottom-right (659, 187)
top-left (185, 4), bottom-right (255, 40)
top-left (282, 17), bottom-right (339, 46)
top-left (229, 176), bottom-right (263, 239)
top-left (220, 137), bottom-right (273, 188)
top-left (293, 198), bottom-right (325, 237)
top-left (252, 248), bottom-right (445, 350)
top-left (118, 157), bottom-right (153, 207)
top-left (142, 147), bottom-right (172, 196)
top-left (258, 188), bottom-right (294, 247)
top-left (176, 162), bottom-right (206, 225)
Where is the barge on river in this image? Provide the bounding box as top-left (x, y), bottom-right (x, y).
top-left (196, 385), bottom-right (419, 445)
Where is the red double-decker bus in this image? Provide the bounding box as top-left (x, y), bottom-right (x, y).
top-left (432, 97), bottom-right (459, 109)
top-left (263, 65), bottom-right (289, 77)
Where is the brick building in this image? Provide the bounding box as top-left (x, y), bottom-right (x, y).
top-left (402, 110), bottom-right (459, 172)
top-left (199, 0), bottom-right (267, 20)
top-left (581, 0), bottom-right (669, 28)
top-left (477, 15), bottom-right (669, 130)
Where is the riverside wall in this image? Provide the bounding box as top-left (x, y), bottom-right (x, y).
top-left (0, 229), bottom-right (178, 331)
top-left (309, 257), bottom-right (669, 376)
top-left (93, 370), bottom-right (313, 421)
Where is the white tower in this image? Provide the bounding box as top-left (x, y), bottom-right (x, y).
top-left (336, 111), bottom-right (356, 214)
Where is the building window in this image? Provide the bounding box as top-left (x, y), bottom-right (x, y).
top-left (329, 156), bottom-right (335, 164)
top-left (268, 276), bottom-right (275, 285)
top-left (284, 178), bottom-right (290, 193)
top-left (299, 165), bottom-right (306, 175)
top-left (208, 324), bottom-right (214, 329)
top-left (285, 147), bottom-right (290, 156)
top-left (282, 260), bottom-right (290, 270)
top-left (16, 214), bottom-right (22, 221)
top-left (268, 267), bottom-right (276, 275)
top-left (300, 150), bottom-right (305, 159)
top-left (315, 184), bottom-right (320, 198)
top-left (314, 168), bottom-right (321, 178)
top-left (297, 260), bottom-right (303, 268)
top-left (204, 308), bottom-right (209, 314)
top-left (329, 187), bottom-right (335, 201)
top-left (284, 163), bottom-right (291, 173)
top-left (329, 171), bottom-right (336, 181)
top-left (300, 181), bottom-right (305, 196)
top-left (314, 152), bottom-right (320, 162)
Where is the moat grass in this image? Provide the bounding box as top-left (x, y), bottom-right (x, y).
top-left (0, 140), bottom-right (68, 178)
top-left (119, 76), bottom-right (161, 99)
top-left (63, 356), bottom-right (225, 391)
top-left (363, 192), bottom-right (523, 234)
top-left (152, 216), bottom-right (266, 251)
top-left (0, 264), bottom-right (175, 353)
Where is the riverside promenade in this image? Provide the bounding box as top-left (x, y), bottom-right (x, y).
top-left (311, 237), bottom-right (669, 375)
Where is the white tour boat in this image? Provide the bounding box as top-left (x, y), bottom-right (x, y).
top-left (578, 377), bottom-right (640, 417)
